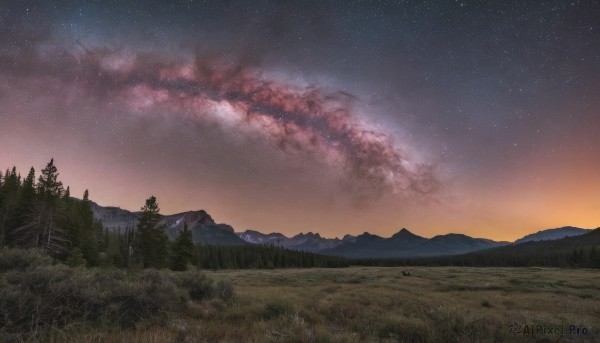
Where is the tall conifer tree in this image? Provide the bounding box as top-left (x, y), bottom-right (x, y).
top-left (37, 158), bottom-right (63, 198)
top-left (17, 159), bottom-right (67, 256)
top-left (78, 189), bottom-right (99, 266)
top-left (134, 196), bottom-right (168, 268)
top-left (171, 222), bottom-right (194, 271)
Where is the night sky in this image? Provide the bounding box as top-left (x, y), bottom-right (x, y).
top-left (1, 1), bottom-right (599, 241)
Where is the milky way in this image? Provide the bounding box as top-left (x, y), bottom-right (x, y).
top-left (2, 37), bottom-right (438, 198)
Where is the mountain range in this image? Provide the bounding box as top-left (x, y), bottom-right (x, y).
top-left (91, 202), bottom-right (593, 258)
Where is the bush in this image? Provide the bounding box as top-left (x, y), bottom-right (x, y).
top-left (481, 300), bottom-right (493, 308)
top-left (66, 247), bottom-right (86, 267)
top-left (0, 265), bottom-right (190, 335)
top-left (176, 270), bottom-right (215, 301)
top-left (263, 299), bottom-right (295, 319)
top-left (0, 247), bottom-right (52, 273)
top-left (215, 280), bottom-right (236, 302)
top-left (1, 264), bottom-right (84, 340)
top-left (107, 269), bottom-right (189, 328)
top-left (378, 317), bottom-right (431, 342)
top-left (0, 249), bottom-right (234, 341)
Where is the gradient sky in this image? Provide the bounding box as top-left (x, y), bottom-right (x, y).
top-left (1, 1), bottom-right (599, 241)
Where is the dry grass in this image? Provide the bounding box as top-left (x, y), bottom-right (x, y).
top-left (58, 267), bottom-right (600, 342)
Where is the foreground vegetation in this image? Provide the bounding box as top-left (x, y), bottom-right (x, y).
top-left (182, 267), bottom-right (599, 342)
top-left (0, 249), bottom-right (235, 342)
top-left (3, 248), bottom-right (598, 342)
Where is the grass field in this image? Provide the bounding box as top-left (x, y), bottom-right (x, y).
top-left (63, 267), bottom-right (599, 342)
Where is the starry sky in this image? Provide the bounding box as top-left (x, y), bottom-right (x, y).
top-left (1, 1), bottom-right (599, 241)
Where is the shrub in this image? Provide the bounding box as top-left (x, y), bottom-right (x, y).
top-left (66, 247), bottom-right (86, 267)
top-left (0, 249), bottom-right (234, 341)
top-left (0, 247), bottom-right (52, 272)
top-left (263, 299), bottom-right (295, 319)
top-left (378, 317), bottom-right (431, 342)
top-left (110, 269), bottom-right (189, 328)
top-left (0, 265), bottom-right (191, 334)
top-left (322, 301), bottom-right (363, 324)
top-left (0, 264), bottom-right (83, 341)
top-left (176, 270), bottom-right (215, 301)
top-left (215, 280), bottom-right (236, 302)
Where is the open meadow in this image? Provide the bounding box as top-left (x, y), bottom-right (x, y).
top-left (63, 266), bottom-right (599, 342)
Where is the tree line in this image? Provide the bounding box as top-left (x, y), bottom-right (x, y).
top-left (3, 159), bottom-right (597, 270)
top-left (0, 159), bottom-right (347, 270)
top-left (0, 160), bottom-right (101, 266)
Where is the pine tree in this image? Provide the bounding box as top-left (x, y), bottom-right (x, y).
top-left (589, 246), bottom-right (600, 268)
top-left (37, 158), bottom-right (63, 199)
top-left (1, 167), bottom-right (20, 247)
top-left (171, 222), bottom-right (195, 271)
top-left (63, 186), bottom-right (71, 200)
top-left (16, 200), bottom-right (68, 256)
top-left (2, 168), bottom-right (21, 237)
top-left (6, 167), bottom-right (37, 246)
top-left (60, 185), bottom-right (80, 252)
top-left (134, 196), bottom-right (168, 268)
top-left (16, 160), bottom-right (67, 256)
top-left (22, 168), bottom-right (36, 200)
top-left (66, 247), bottom-right (86, 267)
top-left (0, 170), bottom-right (3, 245)
top-left (78, 189), bottom-right (99, 266)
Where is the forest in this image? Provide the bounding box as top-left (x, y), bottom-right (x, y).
top-left (0, 160), bottom-right (347, 271)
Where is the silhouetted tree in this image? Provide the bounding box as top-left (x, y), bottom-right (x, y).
top-left (171, 222), bottom-right (194, 271)
top-left (0, 167), bottom-right (20, 246)
top-left (15, 160), bottom-right (67, 257)
top-left (77, 189), bottom-right (99, 266)
top-left (37, 159), bottom-right (63, 198)
top-left (66, 247), bottom-right (86, 267)
top-left (6, 167), bottom-right (37, 246)
top-left (134, 196), bottom-right (168, 268)
top-left (589, 246), bottom-right (600, 268)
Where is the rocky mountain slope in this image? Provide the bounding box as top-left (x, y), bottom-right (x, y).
top-left (92, 203), bottom-right (246, 245)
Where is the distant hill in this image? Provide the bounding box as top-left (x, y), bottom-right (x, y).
top-left (413, 233), bottom-right (505, 257)
top-left (410, 228), bottom-right (600, 268)
top-left (514, 226), bottom-right (590, 244)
